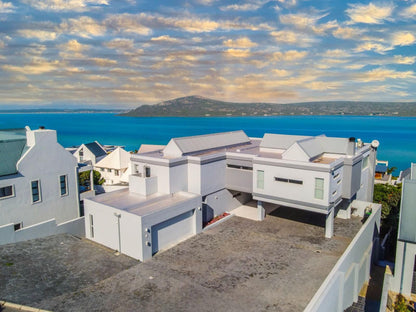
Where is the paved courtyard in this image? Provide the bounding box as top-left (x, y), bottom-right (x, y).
top-left (0, 207), bottom-right (362, 312)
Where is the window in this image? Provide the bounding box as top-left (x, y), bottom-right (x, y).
top-left (31, 180), bottom-right (41, 203)
top-left (115, 169), bottom-right (119, 176)
top-left (79, 149), bottom-right (84, 161)
top-left (107, 168), bottom-right (112, 173)
top-left (227, 164), bottom-right (253, 171)
top-left (0, 185), bottom-right (14, 199)
top-left (257, 170), bottom-right (264, 189)
top-left (145, 166), bottom-right (151, 178)
top-left (100, 168), bottom-right (104, 172)
top-left (314, 178), bottom-right (324, 200)
top-left (89, 214), bottom-right (94, 238)
top-left (274, 177), bottom-right (303, 185)
top-left (362, 156), bottom-right (369, 170)
top-left (60, 175), bottom-right (68, 196)
top-left (134, 164), bottom-right (140, 174)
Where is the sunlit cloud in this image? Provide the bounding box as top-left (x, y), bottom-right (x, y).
top-left (223, 37), bottom-right (257, 48)
top-left (61, 16), bottom-right (106, 38)
top-left (392, 32), bottom-right (416, 46)
top-left (393, 55), bottom-right (416, 65)
top-left (225, 48), bottom-right (251, 58)
top-left (270, 30), bottom-right (316, 46)
top-left (356, 68), bottom-right (414, 82)
top-left (400, 4), bottom-right (416, 19)
top-left (18, 29), bottom-right (58, 41)
top-left (151, 35), bottom-right (180, 43)
top-left (354, 42), bottom-right (392, 54)
top-left (346, 3), bottom-right (394, 24)
top-left (220, 0), bottom-right (267, 11)
top-left (22, 0), bottom-right (108, 12)
top-left (3, 58), bottom-right (60, 75)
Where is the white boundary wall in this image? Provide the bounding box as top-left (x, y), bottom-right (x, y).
top-left (304, 202), bottom-right (381, 312)
top-left (0, 217), bottom-right (85, 245)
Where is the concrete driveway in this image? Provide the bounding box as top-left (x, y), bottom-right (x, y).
top-left (0, 207), bottom-right (362, 312)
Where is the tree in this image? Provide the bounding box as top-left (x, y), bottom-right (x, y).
top-left (387, 166), bottom-right (397, 175)
top-left (79, 170), bottom-right (105, 186)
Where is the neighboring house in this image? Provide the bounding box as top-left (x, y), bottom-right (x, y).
top-left (374, 160), bottom-right (391, 184)
top-left (0, 127), bottom-right (83, 245)
top-left (94, 147), bottom-right (130, 185)
top-left (84, 130), bottom-right (377, 261)
top-left (73, 141), bottom-right (107, 165)
top-left (390, 163), bottom-right (416, 297)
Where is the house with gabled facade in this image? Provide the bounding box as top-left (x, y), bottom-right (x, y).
top-left (0, 127), bottom-right (84, 245)
top-left (84, 130), bottom-right (377, 261)
top-left (73, 141), bottom-right (107, 165)
top-left (94, 147), bottom-right (131, 185)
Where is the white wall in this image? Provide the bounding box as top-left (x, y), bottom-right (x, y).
top-left (169, 164), bottom-right (188, 193)
top-left (253, 162), bottom-right (332, 208)
top-left (304, 203), bottom-right (381, 312)
top-left (200, 159), bottom-right (226, 195)
top-left (188, 163), bottom-right (201, 194)
top-left (97, 167), bottom-right (127, 185)
top-left (0, 129), bottom-right (79, 231)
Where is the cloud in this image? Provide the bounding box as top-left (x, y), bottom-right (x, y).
top-left (306, 81), bottom-right (341, 91)
top-left (18, 29), bottom-right (57, 41)
top-left (357, 68), bottom-right (414, 82)
top-left (105, 14), bottom-right (152, 35)
top-left (279, 12), bottom-right (336, 35)
top-left (223, 37), bottom-right (257, 48)
top-left (270, 30), bottom-right (316, 47)
top-left (272, 69), bottom-right (291, 77)
top-left (22, 0), bottom-right (108, 12)
top-left (393, 55), bottom-right (416, 65)
top-left (60, 16), bottom-right (106, 38)
top-left (220, 1), bottom-right (267, 11)
top-left (58, 39), bottom-right (89, 58)
top-left (105, 38), bottom-right (134, 50)
top-left (354, 42), bottom-right (392, 54)
top-left (321, 49), bottom-right (351, 58)
top-left (400, 4), bottom-right (416, 19)
top-left (225, 48), bottom-right (251, 58)
top-left (91, 57), bottom-right (117, 66)
top-left (0, 0), bottom-right (14, 13)
top-left (3, 58), bottom-right (60, 74)
top-left (151, 35), bottom-right (179, 43)
top-left (332, 26), bottom-right (363, 39)
top-left (272, 50), bottom-right (308, 61)
top-left (346, 3), bottom-right (394, 24)
top-left (392, 32), bottom-right (415, 46)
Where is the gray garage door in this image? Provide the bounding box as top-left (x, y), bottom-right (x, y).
top-left (152, 210), bottom-right (194, 255)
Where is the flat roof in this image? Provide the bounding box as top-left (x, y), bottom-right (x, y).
top-left (90, 189), bottom-right (199, 217)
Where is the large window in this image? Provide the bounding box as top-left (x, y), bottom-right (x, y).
top-left (31, 180), bottom-right (41, 203)
top-left (314, 178), bottom-right (324, 200)
top-left (0, 185), bottom-right (14, 199)
top-left (257, 170), bottom-right (264, 189)
top-left (145, 166), bottom-right (151, 178)
top-left (60, 175), bottom-right (68, 196)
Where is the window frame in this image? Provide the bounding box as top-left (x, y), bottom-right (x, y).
top-left (314, 178), bottom-right (324, 200)
top-left (0, 185), bottom-right (14, 200)
top-left (59, 175), bottom-right (68, 196)
top-left (89, 214), bottom-right (94, 238)
top-left (257, 170), bottom-right (264, 189)
top-left (31, 180), bottom-right (41, 204)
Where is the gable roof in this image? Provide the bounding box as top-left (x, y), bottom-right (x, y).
top-left (164, 130), bottom-right (250, 157)
top-left (260, 134), bottom-right (311, 150)
top-left (0, 129), bottom-right (27, 176)
top-left (84, 141), bottom-right (107, 158)
top-left (95, 147), bottom-right (131, 170)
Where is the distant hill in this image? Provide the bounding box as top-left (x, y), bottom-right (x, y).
top-left (120, 95), bottom-right (416, 117)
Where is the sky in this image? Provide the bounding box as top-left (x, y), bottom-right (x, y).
top-left (0, 0), bottom-right (415, 109)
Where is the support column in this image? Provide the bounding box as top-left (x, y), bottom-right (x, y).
top-left (89, 169), bottom-right (94, 191)
top-left (257, 200), bottom-right (265, 221)
top-left (325, 208), bottom-right (334, 238)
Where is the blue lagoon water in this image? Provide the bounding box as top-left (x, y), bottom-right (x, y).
top-left (0, 113), bottom-right (415, 172)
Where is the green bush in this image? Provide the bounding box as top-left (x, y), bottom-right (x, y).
top-left (79, 170), bottom-right (105, 186)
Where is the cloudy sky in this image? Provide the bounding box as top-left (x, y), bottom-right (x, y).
top-left (0, 0), bottom-right (415, 108)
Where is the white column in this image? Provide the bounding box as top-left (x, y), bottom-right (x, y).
top-left (257, 200), bottom-right (265, 221)
top-left (325, 208), bottom-right (334, 238)
top-left (90, 169), bottom-right (94, 191)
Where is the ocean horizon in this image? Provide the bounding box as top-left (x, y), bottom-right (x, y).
top-left (0, 113), bottom-right (415, 172)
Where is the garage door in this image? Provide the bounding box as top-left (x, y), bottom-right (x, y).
top-left (151, 210), bottom-right (194, 255)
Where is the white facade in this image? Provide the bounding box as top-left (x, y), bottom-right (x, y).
top-left (95, 147), bottom-right (131, 185)
top-left (73, 141), bottom-right (107, 165)
top-left (0, 128), bottom-right (81, 245)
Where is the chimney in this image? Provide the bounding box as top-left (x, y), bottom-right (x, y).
top-left (347, 137), bottom-right (355, 156)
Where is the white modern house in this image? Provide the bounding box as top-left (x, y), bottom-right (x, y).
top-left (73, 141), bottom-right (107, 165)
top-left (94, 147), bottom-right (131, 185)
top-left (0, 127), bottom-right (84, 245)
top-left (84, 130), bottom-right (377, 261)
